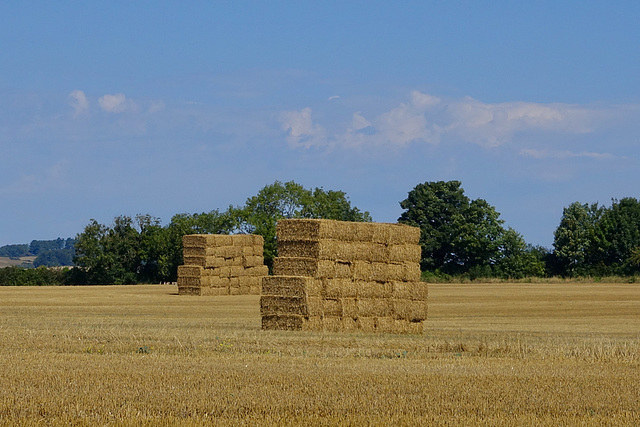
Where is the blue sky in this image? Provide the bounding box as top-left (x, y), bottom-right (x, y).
top-left (1, 1), bottom-right (639, 248)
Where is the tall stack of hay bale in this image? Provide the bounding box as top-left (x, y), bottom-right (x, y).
top-left (261, 219), bottom-right (427, 333)
top-left (178, 234), bottom-right (268, 296)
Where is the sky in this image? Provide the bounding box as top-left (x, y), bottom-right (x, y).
top-left (1, 1), bottom-right (639, 249)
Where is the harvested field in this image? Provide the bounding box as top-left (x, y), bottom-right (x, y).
top-left (0, 282), bottom-right (639, 425)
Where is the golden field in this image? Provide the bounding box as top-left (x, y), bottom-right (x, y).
top-left (1, 282), bottom-right (639, 426)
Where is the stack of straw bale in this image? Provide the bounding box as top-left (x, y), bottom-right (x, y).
top-left (178, 234), bottom-right (268, 296)
top-left (261, 219), bottom-right (427, 334)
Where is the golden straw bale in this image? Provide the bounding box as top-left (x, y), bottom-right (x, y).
top-left (302, 316), bottom-right (323, 331)
top-left (277, 219), bottom-right (356, 241)
top-left (306, 296), bottom-right (323, 317)
top-left (323, 298), bottom-right (343, 317)
top-left (322, 316), bottom-right (343, 332)
top-left (177, 265), bottom-right (203, 277)
top-left (260, 296), bottom-right (308, 316)
top-left (228, 266), bottom-right (244, 277)
top-left (352, 261), bottom-right (393, 282)
top-left (357, 298), bottom-right (393, 317)
top-left (229, 277), bottom-right (240, 288)
top-left (249, 284), bottom-right (261, 295)
top-left (341, 317), bottom-right (358, 331)
top-left (262, 315), bottom-right (303, 331)
top-left (245, 265), bottom-right (269, 277)
top-left (388, 224), bottom-right (420, 245)
top-left (262, 276), bottom-right (308, 298)
top-left (278, 240), bottom-right (342, 259)
top-left (382, 262), bottom-right (421, 282)
top-left (393, 299), bottom-right (428, 322)
top-left (387, 244), bottom-right (422, 263)
top-left (231, 234), bottom-right (255, 247)
top-left (354, 280), bottom-right (393, 299)
top-left (392, 281), bottom-right (429, 301)
top-left (307, 278), bottom-right (324, 297)
top-left (407, 320), bottom-right (424, 335)
top-left (177, 276), bottom-right (206, 287)
top-left (229, 285), bottom-right (250, 295)
top-left (272, 257), bottom-right (316, 276)
top-left (356, 317), bottom-right (376, 332)
top-left (243, 255), bottom-right (264, 267)
top-left (341, 298), bottom-right (358, 318)
top-left (182, 255), bottom-right (206, 268)
top-left (324, 278), bottom-right (353, 299)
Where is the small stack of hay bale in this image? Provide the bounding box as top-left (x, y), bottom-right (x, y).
top-left (178, 234), bottom-right (268, 296)
top-left (261, 219), bottom-right (427, 333)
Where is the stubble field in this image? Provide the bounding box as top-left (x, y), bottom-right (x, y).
top-left (1, 282), bottom-right (639, 426)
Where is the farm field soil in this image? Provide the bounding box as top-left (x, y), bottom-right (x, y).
top-left (0, 283), bottom-right (639, 426)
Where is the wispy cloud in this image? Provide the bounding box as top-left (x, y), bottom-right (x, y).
top-left (279, 107), bottom-right (326, 148)
top-left (279, 91), bottom-right (616, 150)
top-left (520, 148), bottom-right (615, 160)
top-left (98, 93), bottom-right (135, 113)
top-left (68, 90), bottom-right (89, 117)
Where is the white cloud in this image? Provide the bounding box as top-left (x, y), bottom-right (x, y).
top-left (279, 107), bottom-right (326, 148)
top-left (520, 148), bottom-right (614, 160)
top-left (279, 91), bottom-right (612, 150)
top-left (98, 93), bottom-right (133, 113)
top-left (68, 90), bottom-right (89, 117)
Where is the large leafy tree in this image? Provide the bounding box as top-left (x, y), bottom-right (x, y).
top-left (398, 180), bottom-right (541, 278)
top-left (552, 202), bottom-right (602, 277)
top-left (233, 180), bottom-right (371, 268)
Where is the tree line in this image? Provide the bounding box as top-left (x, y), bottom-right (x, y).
top-left (0, 238), bottom-right (76, 267)
top-left (2, 179), bottom-right (639, 285)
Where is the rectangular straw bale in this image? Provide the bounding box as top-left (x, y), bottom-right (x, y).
top-left (243, 255), bottom-right (264, 267)
top-left (178, 286), bottom-right (202, 296)
top-left (387, 244), bottom-right (422, 263)
top-left (388, 224), bottom-right (421, 245)
top-left (278, 240), bottom-right (343, 259)
top-left (352, 222), bottom-right (377, 242)
top-left (392, 281), bottom-right (429, 301)
top-left (229, 277), bottom-right (240, 288)
top-left (348, 242), bottom-right (388, 262)
top-left (249, 284), bottom-right (261, 295)
top-left (246, 265), bottom-right (269, 277)
top-left (262, 276), bottom-right (309, 298)
top-left (182, 255), bottom-right (206, 268)
top-left (352, 261), bottom-right (393, 282)
top-left (341, 297), bottom-right (358, 318)
top-left (272, 257), bottom-right (316, 276)
top-left (307, 278), bottom-right (324, 297)
top-left (183, 234), bottom-right (233, 248)
top-left (393, 299), bottom-right (428, 322)
top-left (356, 317), bottom-right (377, 332)
top-left (322, 316), bottom-right (343, 332)
top-left (306, 296), bottom-right (323, 316)
top-left (277, 219), bottom-right (357, 241)
top-left (228, 265), bottom-right (244, 277)
top-left (260, 296), bottom-right (307, 316)
top-left (262, 315), bottom-right (303, 331)
top-left (229, 285), bottom-right (251, 295)
top-left (273, 257), bottom-right (352, 278)
top-left (231, 234), bottom-right (256, 247)
top-left (383, 262), bottom-right (421, 282)
top-left (323, 298), bottom-right (343, 317)
top-left (341, 317), bottom-right (358, 332)
top-left (302, 316), bottom-right (323, 331)
top-left (375, 316), bottom-right (397, 333)
top-left (243, 245), bottom-right (263, 256)
top-left (178, 265), bottom-right (203, 277)
top-left (324, 278), bottom-right (354, 298)
top-left (177, 276), bottom-right (207, 287)
top-left (357, 298), bottom-right (393, 317)
top-left (354, 280), bottom-right (393, 299)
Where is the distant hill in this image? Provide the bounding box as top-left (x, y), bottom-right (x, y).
top-left (0, 238), bottom-right (76, 268)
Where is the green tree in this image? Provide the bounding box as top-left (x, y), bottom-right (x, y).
top-left (552, 202), bottom-right (604, 277)
top-left (398, 180), bottom-right (542, 278)
top-left (598, 198), bottom-right (640, 274)
top-left (233, 180), bottom-right (371, 269)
